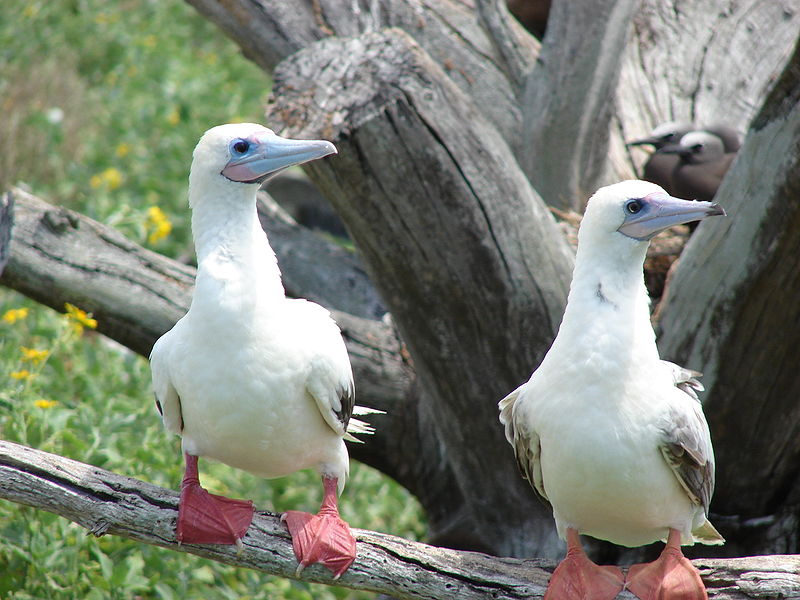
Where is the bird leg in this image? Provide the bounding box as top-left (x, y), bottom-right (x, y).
top-left (625, 528), bottom-right (708, 600)
top-left (544, 528), bottom-right (625, 600)
top-left (176, 453), bottom-right (254, 545)
top-left (281, 476), bottom-right (357, 579)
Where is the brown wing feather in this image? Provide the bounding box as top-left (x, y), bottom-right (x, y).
top-left (659, 364), bottom-right (715, 513)
top-left (499, 386), bottom-right (549, 504)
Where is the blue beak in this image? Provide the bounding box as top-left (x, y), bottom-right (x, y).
top-left (617, 192), bottom-right (726, 240)
top-left (221, 130), bottom-right (337, 184)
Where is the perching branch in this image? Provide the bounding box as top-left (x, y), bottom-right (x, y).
top-left (2, 440), bottom-right (798, 600)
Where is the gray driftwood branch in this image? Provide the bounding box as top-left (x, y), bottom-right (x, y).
top-left (1, 440), bottom-right (799, 600)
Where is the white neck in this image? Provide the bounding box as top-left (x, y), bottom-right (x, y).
top-left (553, 235), bottom-right (659, 367)
top-left (188, 175), bottom-right (285, 306)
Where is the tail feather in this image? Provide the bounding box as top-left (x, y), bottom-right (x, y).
top-left (692, 520), bottom-right (725, 545)
top-left (344, 405), bottom-right (384, 442)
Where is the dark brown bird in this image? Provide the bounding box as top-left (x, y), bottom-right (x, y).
top-left (703, 123), bottom-right (741, 153)
top-left (658, 130), bottom-right (737, 202)
top-left (627, 122), bottom-right (694, 194)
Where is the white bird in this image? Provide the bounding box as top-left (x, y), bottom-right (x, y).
top-left (150, 123), bottom-right (376, 578)
top-left (499, 180), bottom-right (725, 600)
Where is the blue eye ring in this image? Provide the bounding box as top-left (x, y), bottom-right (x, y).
top-left (626, 199), bottom-right (643, 214)
top-left (232, 139), bottom-right (250, 154)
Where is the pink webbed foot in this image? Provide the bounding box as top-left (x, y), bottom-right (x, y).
top-left (545, 529), bottom-right (625, 600)
top-left (281, 477), bottom-right (356, 579)
top-left (626, 529), bottom-right (707, 600)
top-left (176, 453), bottom-right (254, 545)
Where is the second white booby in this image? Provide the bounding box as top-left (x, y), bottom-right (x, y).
top-left (150, 123), bottom-right (377, 578)
top-left (499, 180), bottom-right (725, 600)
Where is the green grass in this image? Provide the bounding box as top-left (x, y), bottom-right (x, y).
top-left (0, 1), bottom-right (426, 598)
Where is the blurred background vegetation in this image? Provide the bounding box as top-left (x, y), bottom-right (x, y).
top-left (0, 1), bottom-right (425, 598)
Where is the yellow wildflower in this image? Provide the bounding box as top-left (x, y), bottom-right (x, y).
top-left (20, 347), bottom-right (49, 364)
top-left (141, 34), bottom-right (157, 48)
top-left (10, 370), bottom-right (33, 380)
top-left (2, 307), bottom-right (29, 324)
top-left (34, 399), bottom-right (59, 409)
top-left (23, 5), bottom-right (40, 18)
top-left (64, 302), bottom-right (98, 334)
top-left (167, 108), bottom-right (181, 126)
top-left (94, 12), bottom-right (120, 25)
top-left (89, 167), bottom-right (124, 191)
top-left (115, 143), bottom-right (130, 158)
top-left (146, 206), bottom-right (173, 244)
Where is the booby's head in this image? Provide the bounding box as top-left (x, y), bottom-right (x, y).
top-left (627, 121), bottom-right (693, 149)
top-left (189, 123), bottom-right (337, 203)
top-left (659, 131), bottom-right (725, 165)
top-left (580, 180), bottom-right (725, 246)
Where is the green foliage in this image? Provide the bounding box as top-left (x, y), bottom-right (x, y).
top-left (1, 0), bottom-right (269, 259)
top-left (0, 1), bottom-right (426, 598)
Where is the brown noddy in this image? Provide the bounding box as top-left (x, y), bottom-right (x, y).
top-left (658, 130), bottom-right (736, 202)
top-left (627, 122), bottom-right (694, 194)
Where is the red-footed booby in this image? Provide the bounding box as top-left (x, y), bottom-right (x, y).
top-left (150, 123), bottom-right (377, 578)
top-left (499, 180), bottom-right (725, 600)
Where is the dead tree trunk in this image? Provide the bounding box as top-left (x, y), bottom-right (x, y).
top-left (267, 27), bottom-right (575, 557)
top-left (655, 37), bottom-right (800, 557)
top-left (520, 0), bottom-right (638, 209)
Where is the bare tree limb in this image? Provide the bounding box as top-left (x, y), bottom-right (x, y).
top-left (520, 0), bottom-right (638, 210)
top-left (474, 0), bottom-right (536, 92)
top-left (0, 190), bottom-right (11, 276)
top-left (185, 0), bottom-right (537, 149)
top-left (257, 193), bottom-right (386, 319)
top-left (2, 440), bottom-right (799, 600)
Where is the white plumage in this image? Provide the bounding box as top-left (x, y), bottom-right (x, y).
top-left (150, 123), bottom-right (363, 489)
top-left (499, 180), bottom-right (724, 599)
top-left (150, 123), bottom-right (373, 576)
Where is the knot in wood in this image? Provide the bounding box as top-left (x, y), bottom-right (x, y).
top-left (43, 208), bottom-right (79, 234)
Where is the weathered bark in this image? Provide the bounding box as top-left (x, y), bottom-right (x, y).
top-left (615, 0), bottom-right (800, 187)
top-left (520, 0), bottom-right (638, 210)
top-left (0, 191), bottom-right (11, 276)
top-left (0, 188), bottom-right (379, 355)
top-left (656, 37), bottom-right (800, 556)
top-left (257, 194), bottom-right (386, 319)
top-left (185, 0), bottom-right (538, 147)
top-left (0, 188), bottom-right (194, 356)
top-left (267, 27), bottom-right (575, 557)
top-left (3, 440), bottom-right (799, 600)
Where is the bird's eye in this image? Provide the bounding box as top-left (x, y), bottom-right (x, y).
top-left (232, 140), bottom-right (250, 154)
top-left (690, 144), bottom-right (703, 153)
top-left (626, 199), bottom-right (643, 214)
